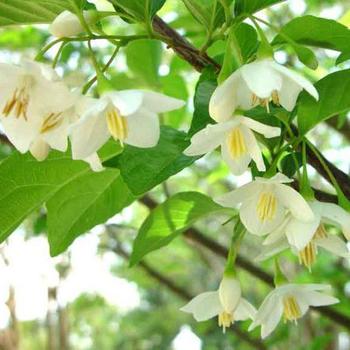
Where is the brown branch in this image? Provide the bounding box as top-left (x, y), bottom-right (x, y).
top-left (152, 16), bottom-right (221, 72)
top-left (109, 243), bottom-right (267, 350)
top-left (139, 195), bottom-right (350, 331)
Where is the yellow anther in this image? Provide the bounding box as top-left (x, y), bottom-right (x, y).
top-left (227, 127), bottom-right (246, 159)
top-left (299, 242), bottom-right (317, 271)
top-left (283, 296), bottom-right (301, 323)
top-left (106, 108), bottom-right (128, 142)
top-left (251, 93), bottom-right (259, 106)
top-left (271, 90), bottom-right (280, 105)
top-left (314, 224), bottom-right (327, 239)
top-left (257, 192), bottom-right (277, 222)
top-left (3, 87), bottom-right (29, 120)
top-left (40, 112), bottom-right (63, 133)
top-left (218, 312), bottom-right (234, 333)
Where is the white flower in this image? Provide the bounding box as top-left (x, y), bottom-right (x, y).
top-left (50, 10), bottom-right (95, 38)
top-left (209, 58), bottom-right (319, 122)
top-left (216, 173), bottom-right (314, 235)
top-left (184, 116), bottom-right (280, 175)
top-left (70, 90), bottom-right (185, 169)
top-left (180, 276), bottom-right (256, 333)
top-left (257, 201), bottom-right (350, 269)
top-left (250, 284), bottom-right (339, 338)
top-left (0, 60), bottom-right (77, 160)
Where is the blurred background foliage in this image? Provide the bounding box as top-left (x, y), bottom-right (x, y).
top-left (0, 0), bottom-right (349, 349)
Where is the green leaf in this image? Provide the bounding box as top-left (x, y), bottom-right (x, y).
top-left (47, 168), bottom-right (134, 256)
top-left (106, 127), bottom-right (197, 196)
top-left (130, 192), bottom-right (233, 265)
top-left (188, 67), bottom-right (217, 136)
top-left (336, 51), bottom-right (350, 65)
top-left (273, 16), bottom-right (350, 53)
top-left (218, 23), bottom-right (258, 84)
top-left (182, 0), bottom-right (230, 30)
top-left (0, 142), bottom-right (121, 244)
top-left (298, 69), bottom-right (350, 135)
top-left (110, 0), bottom-right (165, 21)
top-left (235, 0), bottom-right (285, 15)
top-left (292, 44), bottom-right (318, 70)
top-left (0, 0), bottom-right (85, 26)
top-left (125, 39), bottom-right (162, 88)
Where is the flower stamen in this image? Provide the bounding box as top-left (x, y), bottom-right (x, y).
top-left (271, 90), bottom-right (280, 106)
top-left (3, 87), bottom-right (30, 120)
top-left (218, 312), bottom-right (234, 333)
top-left (299, 241), bottom-right (317, 271)
top-left (40, 112), bottom-right (63, 133)
top-left (257, 192), bottom-right (277, 222)
top-left (314, 224), bottom-right (327, 239)
top-left (227, 128), bottom-right (246, 159)
top-left (283, 296), bottom-right (301, 323)
top-left (106, 108), bottom-right (128, 142)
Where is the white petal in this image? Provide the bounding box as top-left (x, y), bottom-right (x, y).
top-left (297, 283), bottom-right (332, 293)
top-left (240, 125), bottom-right (265, 172)
top-left (296, 290), bottom-right (339, 307)
top-left (180, 291), bottom-right (223, 322)
top-left (184, 120), bottom-right (237, 156)
top-left (125, 108), bottom-right (160, 148)
top-left (276, 75), bottom-right (304, 111)
top-left (274, 184), bottom-right (314, 222)
top-left (314, 201), bottom-right (350, 240)
top-left (70, 103), bottom-right (110, 160)
top-left (209, 70), bottom-right (241, 122)
top-left (240, 117), bottom-right (281, 138)
top-left (316, 235), bottom-right (350, 258)
top-left (218, 277), bottom-right (241, 312)
top-left (256, 172), bottom-right (293, 185)
top-left (269, 61), bottom-right (319, 101)
top-left (42, 116), bottom-right (69, 152)
top-left (1, 117), bottom-right (40, 153)
top-left (234, 298), bottom-right (257, 321)
top-left (235, 78), bottom-right (255, 110)
top-left (105, 90), bottom-right (143, 116)
top-left (221, 138), bottom-right (252, 175)
top-left (250, 291), bottom-right (283, 339)
top-left (285, 215), bottom-right (320, 251)
top-left (139, 90), bottom-right (185, 113)
top-left (240, 59), bottom-right (282, 99)
top-left (84, 153), bottom-right (104, 172)
top-left (263, 217), bottom-right (289, 245)
top-left (215, 182), bottom-right (260, 208)
top-left (256, 239), bottom-right (289, 262)
top-left (240, 191), bottom-right (285, 235)
top-left (29, 138), bottom-right (50, 161)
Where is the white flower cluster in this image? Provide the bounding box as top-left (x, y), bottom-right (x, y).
top-left (182, 60), bottom-right (349, 337)
top-left (0, 59), bottom-right (184, 170)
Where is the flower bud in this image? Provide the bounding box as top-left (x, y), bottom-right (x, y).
top-left (218, 276), bottom-right (241, 313)
top-left (50, 10), bottom-right (94, 38)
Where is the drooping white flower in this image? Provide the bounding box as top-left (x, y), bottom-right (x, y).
top-left (50, 10), bottom-right (96, 38)
top-left (180, 276), bottom-right (256, 333)
top-left (70, 90), bottom-right (185, 169)
top-left (216, 173), bottom-right (314, 236)
top-left (249, 284), bottom-right (338, 338)
top-left (0, 60), bottom-right (77, 160)
top-left (209, 58), bottom-right (319, 122)
top-left (184, 116), bottom-right (280, 175)
top-left (257, 201), bottom-right (350, 269)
